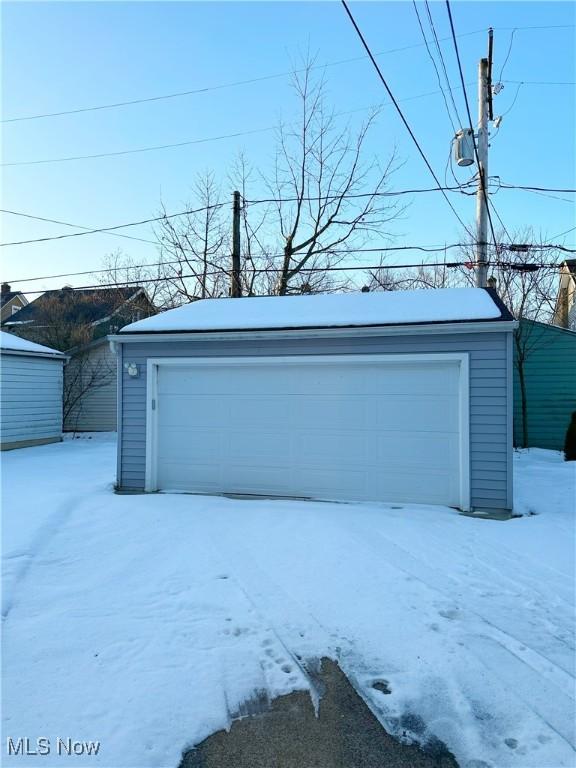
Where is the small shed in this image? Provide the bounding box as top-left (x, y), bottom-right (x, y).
top-left (513, 319), bottom-right (576, 450)
top-left (111, 288), bottom-right (516, 517)
top-left (0, 331), bottom-right (66, 450)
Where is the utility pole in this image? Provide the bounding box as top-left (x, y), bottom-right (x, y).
top-left (231, 190), bottom-right (242, 297)
top-left (475, 33), bottom-right (492, 288)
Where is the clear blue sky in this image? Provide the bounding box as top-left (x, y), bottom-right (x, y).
top-left (1, 1), bottom-right (574, 296)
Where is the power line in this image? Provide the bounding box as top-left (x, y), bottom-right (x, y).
top-left (412, 1), bottom-right (457, 134)
top-left (424, 0), bottom-right (465, 128)
top-left (0, 209), bottom-right (163, 247)
top-left (4, 24), bottom-right (568, 125)
top-left (3, 244), bottom-right (477, 284)
top-left (0, 127), bottom-right (274, 168)
top-left (445, 0), bottom-right (500, 255)
top-left (5, 240), bottom-right (574, 287)
top-left (6, 259), bottom-right (568, 297)
top-left (488, 198), bottom-right (514, 244)
top-left (498, 82), bottom-right (523, 118)
top-left (502, 79), bottom-right (575, 85)
top-left (496, 182), bottom-right (576, 193)
top-left (550, 225), bottom-right (576, 240)
top-left (0, 187), bottom-right (478, 248)
top-left (340, 0), bottom-right (474, 240)
top-left (0, 204), bottom-right (226, 246)
top-left (0, 87), bottom-right (478, 168)
top-left (498, 28), bottom-right (516, 82)
top-left (1, 179), bottom-right (570, 248)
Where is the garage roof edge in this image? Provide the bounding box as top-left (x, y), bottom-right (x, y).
top-left (110, 318), bottom-right (518, 344)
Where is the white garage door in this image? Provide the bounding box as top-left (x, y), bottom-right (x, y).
top-left (147, 354), bottom-right (468, 508)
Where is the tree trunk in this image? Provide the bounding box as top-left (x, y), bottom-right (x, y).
top-left (278, 241), bottom-right (293, 296)
top-left (517, 360), bottom-right (529, 449)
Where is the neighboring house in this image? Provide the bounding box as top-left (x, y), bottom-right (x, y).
top-left (553, 259), bottom-right (576, 330)
top-left (0, 331), bottom-right (66, 450)
top-left (0, 282), bottom-right (28, 322)
top-left (64, 337), bottom-right (117, 432)
top-left (3, 286), bottom-right (156, 433)
top-left (3, 286), bottom-right (156, 346)
top-left (513, 318), bottom-right (576, 451)
top-left (111, 287), bottom-right (517, 518)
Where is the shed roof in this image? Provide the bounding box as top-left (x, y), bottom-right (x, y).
top-left (0, 331), bottom-right (66, 357)
top-left (120, 287), bottom-right (512, 335)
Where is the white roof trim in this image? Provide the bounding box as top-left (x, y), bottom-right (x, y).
top-left (110, 319), bottom-right (517, 345)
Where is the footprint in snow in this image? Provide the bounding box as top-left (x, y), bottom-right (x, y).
top-left (372, 680), bottom-right (392, 695)
top-left (438, 608), bottom-right (460, 620)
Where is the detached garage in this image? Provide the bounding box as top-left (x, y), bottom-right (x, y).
top-left (0, 331), bottom-right (66, 450)
top-left (111, 288), bottom-right (516, 517)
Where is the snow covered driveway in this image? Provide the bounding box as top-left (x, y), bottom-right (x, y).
top-left (2, 435), bottom-right (575, 768)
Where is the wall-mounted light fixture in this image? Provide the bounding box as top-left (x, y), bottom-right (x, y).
top-left (124, 362), bottom-right (139, 378)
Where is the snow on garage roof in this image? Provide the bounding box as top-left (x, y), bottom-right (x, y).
top-left (120, 287), bottom-right (510, 334)
top-left (0, 331), bottom-right (65, 356)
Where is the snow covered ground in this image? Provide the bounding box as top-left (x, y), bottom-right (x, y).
top-left (2, 435), bottom-right (575, 768)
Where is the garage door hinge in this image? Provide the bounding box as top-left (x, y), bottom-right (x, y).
top-left (151, 398), bottom-right (156, 410)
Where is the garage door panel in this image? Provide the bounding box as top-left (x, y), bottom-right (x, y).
top-left (153, 357), bottom-right (464, 506)
top-left (374, 396), bottom-right (458, 432)
top-left (376, 433), bottom-right (459, 470)
top-left (158, 362), bottom-right (458, 397)
top-left (376, 470), bottom-right (457, 505)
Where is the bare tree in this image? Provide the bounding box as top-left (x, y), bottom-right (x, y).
top-left (147, 64), bottom-right (403, 300)
top-left (153, 173), bottom-right (230, 303)
top-left (7, 290), bottom-right (98, 351)
top-left (63, 348), bottom-right (116, 431)
top-left (264, 63), bottom-right (403, 295)
top-left (97, 250), bottom-right (178, 311)
top-left (486, 233), bottom-right (561, 448)
top-left (369, 228), bottom-right (561, 449)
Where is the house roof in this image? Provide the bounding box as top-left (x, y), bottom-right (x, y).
top-left (0, 330), bottom-right (65, 357)
top-left (5, 287), bottom-right (144, 326)
top-left (0, 290), bottom-right (26, 308)
top-left (120, 287), bottom-right (513, 335)
top-left (563, 259), bottom-right (576, 279)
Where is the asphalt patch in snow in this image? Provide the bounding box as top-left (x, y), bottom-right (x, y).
top-left (180, 658), bottom-right (458, 768)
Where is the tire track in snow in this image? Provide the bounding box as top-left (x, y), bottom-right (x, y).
top-left (340, 519), bottom-right (575, 737)
top-left (203, 513), bottom-right (358, 710)
top-left (347, 517), bottom-right (574, 665)
top-left (2, 494), bottom-right (86, 619)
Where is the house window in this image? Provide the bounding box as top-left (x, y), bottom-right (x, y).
top-left (11, 305), bottom-right (19, 315)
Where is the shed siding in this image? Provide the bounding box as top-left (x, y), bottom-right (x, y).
top-left (64, 342), bottom-right (117, 432)
top-left (513, 320), bottom-right (576, 450)
top-left (118, 331), bottom-right (512, 511)
top-left (0, 354), bottom-right (64, 446)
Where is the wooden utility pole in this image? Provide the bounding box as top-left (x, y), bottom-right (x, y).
top-left (231, 190), bottom-right (242, 297)
top-left (475, 55), bottom-right (490, 288)
top-left (475, 29), bottom-right (495, 288)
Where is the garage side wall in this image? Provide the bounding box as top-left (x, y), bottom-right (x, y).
top-left (118, 331), bottom-right (512, 512)
top-left (0, 354), bottom-right (64, 449)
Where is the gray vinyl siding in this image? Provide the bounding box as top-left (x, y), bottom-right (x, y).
top-left (64, 342), bottom-right (117, 432)
top-left (117, 331), bottom-right (513, 512)
top-left (0, 353), bottom-right (64, 447)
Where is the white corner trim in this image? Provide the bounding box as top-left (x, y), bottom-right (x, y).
top-left (145, 361), bottom-right (159, 492)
